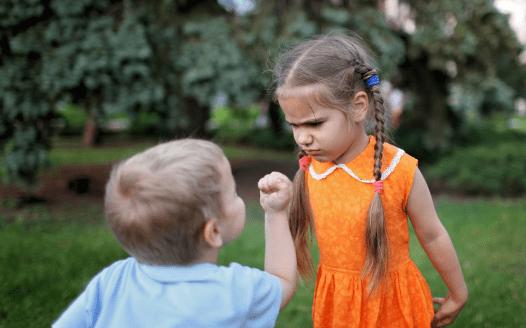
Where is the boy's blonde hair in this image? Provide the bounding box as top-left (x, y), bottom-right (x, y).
top-left (104, 138), bottom-right (225, 266)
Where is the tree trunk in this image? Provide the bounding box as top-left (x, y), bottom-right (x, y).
top-left (416, 65), bottom-right (448, 149)
top-left (177, 97), bottom-right (210, 139)
top-left (82, 109), bottom-right (98, 148)
top-left (399, 55), bottom-right (450, 150)
top-left (376, 0), bottom-right (386, 13)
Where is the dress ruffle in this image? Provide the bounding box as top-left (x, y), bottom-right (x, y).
top-left (313, 260), bottom-right (434, 328)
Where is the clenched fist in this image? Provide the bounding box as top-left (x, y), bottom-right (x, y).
top-left (258, 172), bottom-right (293, 214)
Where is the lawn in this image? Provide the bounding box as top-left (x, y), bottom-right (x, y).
top-left (1, 196), bottom-right (525, 327)
top-left (47, 137), bottom-right (296, 166)
top-left (1, 138), bottom-right (525, 327)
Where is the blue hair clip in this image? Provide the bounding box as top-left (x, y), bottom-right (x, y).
top-left (366, 75), bottom-right (379, 87)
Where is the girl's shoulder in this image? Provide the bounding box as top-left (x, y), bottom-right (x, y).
top-left (383, 142), bottom-right (418, 203)
top-left (383, 141), bottom-right (409, 159)
top-left (383, 141), bottom-right (399, 156)
top-left (383, 141), bottom-right (418, 176)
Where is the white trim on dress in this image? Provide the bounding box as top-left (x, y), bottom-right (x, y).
top-left (308, 148), bottom-right (405, 183)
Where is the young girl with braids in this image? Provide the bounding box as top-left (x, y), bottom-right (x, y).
top-left (273, 34), bottom-right (468, 328)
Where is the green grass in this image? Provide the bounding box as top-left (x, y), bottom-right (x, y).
top-left (48, 137), bottom-right (157, 166)
top-left (0, 202), bottom-right (128, 328)
top-left (491, 113), bottom-right (526, 133)
top-left (1, 197), bottom-right (525, 327)
top-left (47, 137), bottom-right (296, 166)
top-left (409, 197), bottom-right (526, 327)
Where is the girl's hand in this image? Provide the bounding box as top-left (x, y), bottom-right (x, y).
top-left (258, 172), bottom-right (293, 213)
top-left (260, 172), bottom-right (296, 310)
top-left (431, 293), bottom-right (467, 327)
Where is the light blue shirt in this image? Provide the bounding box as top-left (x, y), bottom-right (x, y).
top-left (52, 258), bottom-right (282, 327)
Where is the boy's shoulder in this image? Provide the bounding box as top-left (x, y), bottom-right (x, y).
top-left (138, 262), bottom-right (283, 324)
top-left (133, 260), bottom-right (280, 287)
top-left (95, 259), bottom-right (282, 303)
top-left (218, 262), bottom-right (278, 283)
top-left (53, 260), bottom-right (282, 328)
top-left (96, 257), bottom-right (136, 279)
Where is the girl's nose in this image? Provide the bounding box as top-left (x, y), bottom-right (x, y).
top-left (296, 129), bottom-right (312, 146)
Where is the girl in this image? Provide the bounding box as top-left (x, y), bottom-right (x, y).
top-left (273, 34), bottom-right (468, 327)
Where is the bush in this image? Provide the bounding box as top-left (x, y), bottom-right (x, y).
top-left (57, 105), bottom-right (87, 136)
top-left (393, 118), bottom-right (526, 166)
top-left (209, 105), bottom-right (297, 151)
top-left (392, 127), bottom-right (441, 165)
top-left (128, 111), bottom-right (163, 137)
top-left (457, 124), bottom-right (526, 147)
top-left (210, 105), bottom-right (260, 144)
top-left (427, 141), bottom-right (526, 196)
top-left (250, 128), bottom-right (296, 152)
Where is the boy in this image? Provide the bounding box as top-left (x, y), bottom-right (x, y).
top-left (52, 138), bottom-right (297, 327)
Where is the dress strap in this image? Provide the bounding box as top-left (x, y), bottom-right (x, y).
top-left (308, 148), bottom-right (405, 182)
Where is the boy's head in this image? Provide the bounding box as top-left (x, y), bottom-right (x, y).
top-left (104, 138), bottom-right (244, 266)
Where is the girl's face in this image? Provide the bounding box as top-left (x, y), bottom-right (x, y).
top-left (278, 93), bottom-right (369, 164)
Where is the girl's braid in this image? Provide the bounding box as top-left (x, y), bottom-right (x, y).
top-left (349, 59), bottom-right (386, 180)
top-left (366, 70), bottom-right (385, 181)
top-left (350, 58), bottom-right (390, 296)
top-left (290, 147), bottom-right (315, 280)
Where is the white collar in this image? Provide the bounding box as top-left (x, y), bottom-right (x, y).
top-left (308, 148), bottom-right (405, 183)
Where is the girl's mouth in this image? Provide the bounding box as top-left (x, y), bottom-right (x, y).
top-left (305, 150), bottom-right (321, 156)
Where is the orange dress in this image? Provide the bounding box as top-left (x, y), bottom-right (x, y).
top-left (307, 136), bottom-right (434, 328)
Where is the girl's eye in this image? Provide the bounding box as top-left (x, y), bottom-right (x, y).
top-left (287, 122), bottom-right (322, 127)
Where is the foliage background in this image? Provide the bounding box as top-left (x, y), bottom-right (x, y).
top-left (2, 0), bottom-right (526, 189)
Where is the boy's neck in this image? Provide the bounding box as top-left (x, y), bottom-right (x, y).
top-left (193, 247), bottom-right (221, 265)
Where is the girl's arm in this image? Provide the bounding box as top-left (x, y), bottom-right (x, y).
top-left (258, 172), bottom-right (297, 310)
top-left (406, 168), bottom-right (468, 327)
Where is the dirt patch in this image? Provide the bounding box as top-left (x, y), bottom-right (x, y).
top-left (0, 160), bottom-right (299, 211)
top-left (229, 159), bottom-right (298, 201)
top-left (0, 164), bottom-right (112, 211)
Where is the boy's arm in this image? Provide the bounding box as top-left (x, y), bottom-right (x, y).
top-left (406, 168), bottom-right (468, 327)
top-left (258, 172), bottom-right (297, 310)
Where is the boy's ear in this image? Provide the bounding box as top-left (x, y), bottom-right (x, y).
top-left (202, 219), bottom-right (223, 249)
top-left (351, 91), bottom-right (369, 123)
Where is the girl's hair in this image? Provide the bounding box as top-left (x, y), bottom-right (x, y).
top-left (104, 138), bottom-right (225, 266)
top-left (274, 33), bottom-right (389, 295)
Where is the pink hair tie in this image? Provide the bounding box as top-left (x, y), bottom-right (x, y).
top-left (299, 156), bottom-right (311, 171)
top-left (373, 180), bottom-right (383, 193)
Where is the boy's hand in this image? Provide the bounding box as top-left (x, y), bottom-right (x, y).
top-left (258, 172), bottom-right (293, 214)
top-left (431, 293), bottom-right (467, 327)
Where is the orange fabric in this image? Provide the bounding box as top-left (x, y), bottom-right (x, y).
top-left (307, 136), bottom-right (434, 328)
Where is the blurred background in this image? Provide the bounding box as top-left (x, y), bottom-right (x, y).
top-left (1, 0), bottom-right (525, 327)
top-left (1, 0), bottom-right (526, 193)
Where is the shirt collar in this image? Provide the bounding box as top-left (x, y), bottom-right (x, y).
top-left (138, 261), bottom-right (219, 283)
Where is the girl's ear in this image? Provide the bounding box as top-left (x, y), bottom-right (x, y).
top-left (202, 219), bottom-right (223, 249)
top-left (351, 91), bottom-right (369, 123)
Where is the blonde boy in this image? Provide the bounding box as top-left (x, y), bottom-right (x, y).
top-left (52, 138), bottom-right (297, 328)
